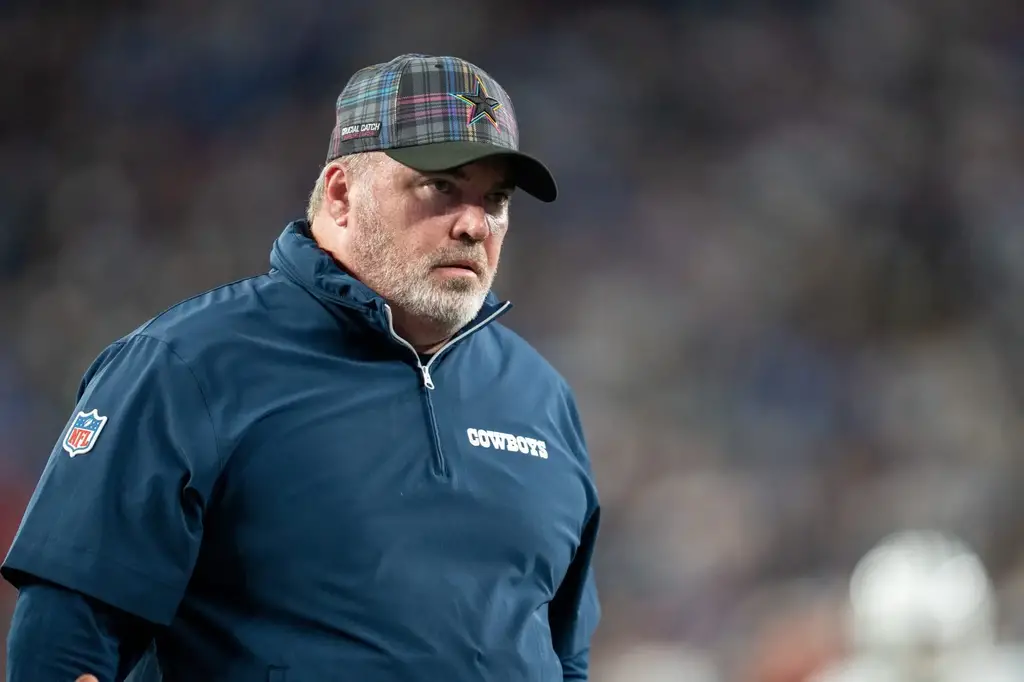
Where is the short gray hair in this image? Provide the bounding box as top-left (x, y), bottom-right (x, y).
top-left (305, 152), bottom-right (385, 223)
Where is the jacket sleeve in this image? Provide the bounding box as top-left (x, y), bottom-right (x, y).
top-left (1, 333), bottom-right (223, 626)
top-left (548, 508), bottom-right (601, 681)
top-left (6, 579), bottom-right (156, 682)
top-left (548, 387), bottom-right (602, 681)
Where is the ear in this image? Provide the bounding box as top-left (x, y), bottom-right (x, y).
top-left (323, 162), bottom-right (353, 227)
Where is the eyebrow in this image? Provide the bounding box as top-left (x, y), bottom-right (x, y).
top-left (430, 167), bottom-right (516, 191)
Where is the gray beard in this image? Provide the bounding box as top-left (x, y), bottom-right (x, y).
top-left (349, 208), bottom-right (493, 337)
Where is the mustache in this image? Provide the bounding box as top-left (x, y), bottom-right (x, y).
top-left (430, 249), bottom-right (488, 273)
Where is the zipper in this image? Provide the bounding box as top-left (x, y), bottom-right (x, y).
top-left (383, 302), bottom-right (511, 478)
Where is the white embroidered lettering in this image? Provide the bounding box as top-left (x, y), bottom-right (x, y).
top-left (466, 428), bottom-right (548, 460)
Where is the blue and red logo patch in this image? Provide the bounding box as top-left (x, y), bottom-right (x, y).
top-left (62, 409), bottom-right (108, 457)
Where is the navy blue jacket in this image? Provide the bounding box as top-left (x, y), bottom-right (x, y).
top-left (3, 221), bottom-right (601, 681)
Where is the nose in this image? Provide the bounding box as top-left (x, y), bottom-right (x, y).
top-left (451, 205), bottom-right (490, 243)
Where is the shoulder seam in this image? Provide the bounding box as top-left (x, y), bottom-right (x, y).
top-left (133, 333), bottom-right (226, 471)
top-left (136, 274), bottom-right (268, 336)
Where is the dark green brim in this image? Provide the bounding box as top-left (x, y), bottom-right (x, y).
top-left (386, 141), bottom-right (557, 203)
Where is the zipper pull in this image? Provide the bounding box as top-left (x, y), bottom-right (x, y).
top-left (420, 365), bottom-right (435, 390)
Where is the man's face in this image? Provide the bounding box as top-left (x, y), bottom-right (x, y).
top-left (344, 154), bottom-right (513, 336)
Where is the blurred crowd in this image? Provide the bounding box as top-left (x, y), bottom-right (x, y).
top-left (3, 0), bottom-right (1024, 679)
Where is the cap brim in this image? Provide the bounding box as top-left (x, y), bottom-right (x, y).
top-left (385, 141), bottom-right (557, 203)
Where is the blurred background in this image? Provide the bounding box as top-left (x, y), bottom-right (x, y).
top-left (3, 0), bottom-right (1024, 679)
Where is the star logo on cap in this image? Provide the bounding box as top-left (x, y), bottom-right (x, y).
top-left (450, 76), bottom-right (502, 130)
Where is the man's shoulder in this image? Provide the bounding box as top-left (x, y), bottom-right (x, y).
top-left (119, 271), bottom-right (321, 366)
top-left (132, 274), bottom-right (273, 345)
top-left (484, 321), bottom-right (573, 395)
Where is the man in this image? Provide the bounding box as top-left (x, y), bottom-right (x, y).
top-left (3, 53), bottom-right (601, 682)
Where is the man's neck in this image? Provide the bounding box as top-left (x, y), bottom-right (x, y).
top-left (388, 308), bottom-right (454, 354)
top-left (308, 221), bottom-right (456, 353)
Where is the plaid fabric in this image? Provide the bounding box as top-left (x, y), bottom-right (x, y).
top-left (327, 54), bottom-right (521, 160)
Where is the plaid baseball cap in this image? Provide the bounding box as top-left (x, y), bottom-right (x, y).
top-left (327, 53), bottom-right (557, 202)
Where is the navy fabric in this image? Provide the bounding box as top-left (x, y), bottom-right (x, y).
top-left (7, 580), bottom-right (155, 681)
top-left (3, 221), bottom-right (601, 681)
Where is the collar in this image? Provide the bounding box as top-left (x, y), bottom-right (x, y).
top-left (269, 220), bottom-right (511, 339)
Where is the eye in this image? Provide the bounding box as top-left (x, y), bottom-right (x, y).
top-left (427, 178), bottom-right (455, 194)
top-left (487, 191), bottom-right (512, 209)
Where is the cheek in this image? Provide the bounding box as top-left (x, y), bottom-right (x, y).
top-left (373, 204), bottom-right (428, 255)
top-left (406, 219), bottom-right (453, 260)
top-left (485, 230), bottom-right (506, 266)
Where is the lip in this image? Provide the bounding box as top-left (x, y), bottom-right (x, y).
top-left (435, 260), bottom-right (481, 275)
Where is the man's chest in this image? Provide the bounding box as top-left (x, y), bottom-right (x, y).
top-left (201, 354), bottom-right (591, 609)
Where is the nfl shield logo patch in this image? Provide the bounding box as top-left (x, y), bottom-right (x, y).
top-left (62, 409), bottom-right (108, 457)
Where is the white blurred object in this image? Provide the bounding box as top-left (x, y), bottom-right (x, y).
top-left (809, 657), bottom-right (905, 682)
top-left (848, 529), bottom-right (996, 657)
top-left (812, 529), bottom-right (1019, 681)
top-left (812, 646), bottom-right (1024, 682)
top-left (943, 645), bottom-right (1024, 682)
top-left (596, 642), bottom-right (721, 682)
